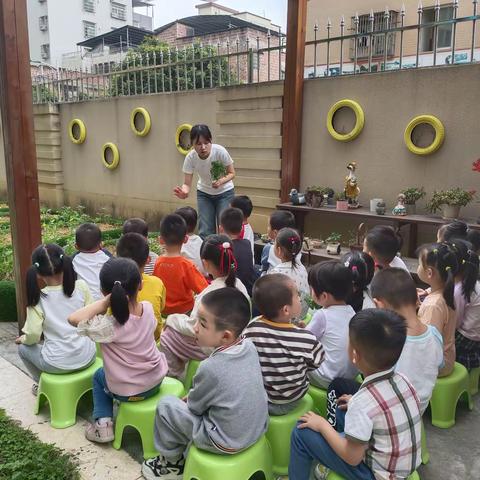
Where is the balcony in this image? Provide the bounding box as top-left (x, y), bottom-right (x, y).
top-left (133, 12), bottom-right (152, 30)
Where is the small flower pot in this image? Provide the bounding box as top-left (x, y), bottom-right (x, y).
top-left (305, 191), bottom-right (324, 208)
top-left (441, 205), bottom-right (461, 220)
top-left (326, 243), bottom-right (341, 255)
top-left (336, 200), bottom-right (349, 211)
top-left (406, 204), bottom-right (417, 215)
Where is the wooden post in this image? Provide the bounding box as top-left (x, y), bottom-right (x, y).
top-left (280, 0), bottom-right (308, 202)
top-left (0, 0), bottom-right (42, 329)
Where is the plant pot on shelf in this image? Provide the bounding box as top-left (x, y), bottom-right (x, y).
top-left (305, 191), bottom-right (324, 208)
top-left (336, 200), bottom-right (349, 211)
top-left (406, 204), bottom-right (416, 215)
top-left (326, 243), bottom-right (341, 255)
top-left (441, 205), bottom-right (461, 220)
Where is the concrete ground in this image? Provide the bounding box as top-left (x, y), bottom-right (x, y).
top-left (1, 321), bottom-right (479, 480)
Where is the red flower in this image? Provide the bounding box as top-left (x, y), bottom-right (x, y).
top-left (472, 159), bottom-right (480, 172)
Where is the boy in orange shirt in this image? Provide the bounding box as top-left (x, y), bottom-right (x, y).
top-left (153, 214), bottom-right (208, 315)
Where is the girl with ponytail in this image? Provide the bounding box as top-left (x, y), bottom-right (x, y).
top-left (160, 234), bottom-right (249, 378)
top-left (16, 244), bottom-right (96, 394)
top-left (416, 243), bottom-right (459, 376)
top-left (68, 257), bottom-right (168, 444)
top-left (342, 251), bottom-right (375, 312)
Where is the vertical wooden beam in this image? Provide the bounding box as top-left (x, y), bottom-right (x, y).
top-left (281, 0), bottom-right (308, 202)
top-left (0, 0), bottom-right (42, 328)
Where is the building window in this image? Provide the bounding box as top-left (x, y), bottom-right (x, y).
top-left (350, 11), bottom-right (398, 59)
top-left (39, 15), bottom-right (48, 31)
top-left (111, 2), bottom-right (127, 21)
top-left (83, 21), bottom-right (96, 39)
top-left (83, 0), bottom-right (95, 13)
top-left (420, 6), bottom-right (453, 52)
top-left (40, 43), bottom-right (50, 59)
top-left (185, 26), bottom-right (195, 36)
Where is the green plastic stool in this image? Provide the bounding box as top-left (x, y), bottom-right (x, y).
top-left (266, 394), bottom-right (314, 475)
top-left (308, 385), bottom-right (328, 418)
top-left (184, 360), bottom-right (201, 392)
top-left (34, 357), bottom-right (103, 429)
top-left (183, 435), bottom-right (273, 480)
top-left (469, 367), bottom-right (480, 395)
top-left (326, 470), bottom-right (420, 480)
top-left (113, 377), bottom-right (184, 459)
top-left (429, 362), bottom-right (473, 428)
top-left (95, 342), bottom-right (103, 359)
top-left (421, 418), bottom-right (429, 465)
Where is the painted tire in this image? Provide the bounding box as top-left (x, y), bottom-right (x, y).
top-left (130, 107), bottom-right (151, 137)
top-left (102, 142), bottom-right (120, 170)
top-left (326, 99), bottom-right (365, 142)
top-left (176, 123), bottom-right (193, 155)
top-left (404, 115), bottom-right (445, 156)
top-left (68, 119), bottom-right (86, 144)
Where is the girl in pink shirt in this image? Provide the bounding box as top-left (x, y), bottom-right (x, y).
top-left (69, 257), bottom-right (168, 443)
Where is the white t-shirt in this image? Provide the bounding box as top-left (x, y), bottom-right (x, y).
top-left (390, 255), bottom-right (410, 272)
top-left (395, 325), bottom-right (444, 414)
top-left (181, 234), bottom-right (207, 276)
top-left (72, 250), bottom-right (111, 301)
top-left (307, 305), bottom-right (358, 382)
top-left (362, 288), bottom-right (376, 310)
top-left (183, 144), bottom-right (234, 195)
top-left (242, 223), bottom-right (255, 257)
top-left (268, 261), bottom-right (309, 294)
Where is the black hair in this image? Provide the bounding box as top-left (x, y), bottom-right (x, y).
top-left (26, 244), bottom-right (76, 307)
top-left (116, 233), bottom-right (149, 269)
top-left (342, 251), bottom-right (375, 312)
top-left (253, 274), bottom-right (294, 320)
top-left (200, 234), bottom-right (238, 288)
top-left (219, 207), bottom-right (244, 235)
top-left (175, 206), bottom-right (198, 234)
top-left (122, 217), bottom-right (149, 237)
top-left (370, 268), bottom-right (418, 310)
top-left (99, 257), bottom-right (141, 325)
top-left (75, 223), bottom-right (102, 252)
top-left (349, 308), bottom-right (407, 371)
top-left (190, 124), bottom-right (212, 144)
top-left (446, 239), bottom-right (479, 303)
top-left (308, 260), bottom-right (353, 301)
top-left (466, 229), bottom-right (480, 253)
top-left (275, 228), bottom-right (302, 268)
top-left (365, 225), bottom-right (403, 266)
top-left (437, 221), bottom-right (468, 243)
top-left (417, 242), bottom-right (459, 309)
top-left (200, 287), bottom-right (251, 337)
top-left (231, 195), bottom-right (253, 219)
top-left (160, 214), bottom-right (187, 246)
top-left (269, 210), bottom-right (296, 231)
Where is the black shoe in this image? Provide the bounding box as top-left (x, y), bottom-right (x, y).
top-left (142, 455), bottom-right (185, 479)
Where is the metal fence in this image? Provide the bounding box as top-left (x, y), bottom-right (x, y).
top-left (32, 37), bottom-right (285, 104)
top-left (306, 0), bottom-right (480, 78)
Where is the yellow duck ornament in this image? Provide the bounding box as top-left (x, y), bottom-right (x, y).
top-left (344, 162), bottom-right (360, 207)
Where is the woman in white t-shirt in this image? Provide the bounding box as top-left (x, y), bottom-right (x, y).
top-left (174, 124), bottom-right (235, 238)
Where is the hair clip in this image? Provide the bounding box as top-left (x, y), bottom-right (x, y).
top-left (351, 265), bottom-right (358, 272)
top-left (59, 254), bottom-right (64, 259)
top-left (462, 259), bottom-right (466, 264)
top-left (433, 248), bottom-right (438, 254)
top-left (221, 242), bottom-right (230, 249)
top-left (445, 266), bottom-right (452, 271)
top-left (33, 262), bottom-right (40, 268)
top-left (114, 280), bottom-right (122, 285)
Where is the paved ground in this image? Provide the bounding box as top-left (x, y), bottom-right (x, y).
top-left (1, 321), bottom-right (479, 480)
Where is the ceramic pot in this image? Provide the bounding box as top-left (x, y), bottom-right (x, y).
top-left (305, 191), bottom-right (323, 208)
top-left (441, 205), bottom-right (461, 220)
top-left (326, 243), bottom-right (341, 255)
top-left (336, 200), bottom-right (349, 211)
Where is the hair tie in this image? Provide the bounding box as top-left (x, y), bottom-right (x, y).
top-left (344, 257), bottom-right (352, 268)
top-left (351, 265), bottom-right (358, 272)
top-left (222, 242), bottom-right (230, 249)
top-left (114, 280), bottom-right (122, 286)
top-left (462, 259), bottom-right (466, 264)
top-left (289, 236), bottom-right (298, 244)
top-left (445, 266), bottom-right (452, 271)
top-left (218, 242), bottom-right (237, 275)
top-left (59, 254), bottom-right (64, 259)
top-left (433, 248), bottom-right (438, 254)
top-left (34, 262), bottom-right (40, 268)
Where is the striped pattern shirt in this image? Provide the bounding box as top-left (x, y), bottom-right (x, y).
top-left (243, 317), bottom-right (324, 404)
top-left (344, 369), bottom-right (422, 479)
top-left (144, 251), bottom-right (159, 275)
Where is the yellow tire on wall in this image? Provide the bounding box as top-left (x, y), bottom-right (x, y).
top-left (102, 142), bottom-right (120, 170)
top-left (326, 99), bottom-right (365, 142)
top-left (68, 119), bottom-right (86, 144)
top-left (130, 107), bottom-right (151, 137)
top-left (404, 115), bottom-right (445, 156)
top-left (176, 123), bottom-right (193, 156)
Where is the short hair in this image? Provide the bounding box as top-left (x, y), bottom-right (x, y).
top-left (370, 268), bottom-right (417, 309)
top-left (201, 287), bottom-right (251, 337)
top-left (175, 206), bottom-right (198, 234)
top-left (231, 195), bottom-right (253, 219)
top-left (116, 233), bottom-right (149, 268)
top-left (160, 214), bottom-right (187, 246)
top-left (349, 309), bottom-right (407, 371)
top-left (220, 207), bottom-right (244, 235)
top-left (122, 218), bottom-right (148, 237)
top-left (75, 223), bottom-right (102, 251)
top-left (308, 260), bottom-right (353, 301)
top-left (190, 124), bottom-right (212, 144)
top-left (437, 221), bottom-right (468, 243)
top-left (269, 210), bottom-right (296, 231)
top-left (253, 274), bottom-right (294, 320)
top-left (365, 225), bottom-right (403, 264)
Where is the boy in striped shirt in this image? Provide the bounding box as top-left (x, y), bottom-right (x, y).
top-left (244, 274), bottom-right (324, 415)
top-left (289, 309), bottom-right (421, 480)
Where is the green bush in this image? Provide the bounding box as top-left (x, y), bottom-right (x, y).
top-left (0, 281), bottom-right (17, 322)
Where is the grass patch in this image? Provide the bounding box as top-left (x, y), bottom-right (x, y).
top-left (0, 409), bottom-right (80, 480)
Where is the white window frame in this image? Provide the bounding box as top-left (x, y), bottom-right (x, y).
top-left (111, 2), bottom-right (127, 21)
top-left (40, 43), bottom-right (50, 59)
top-left (83, 21), bottom-right (96, 39)
top-left (83, 0), bottom-right (95, 13)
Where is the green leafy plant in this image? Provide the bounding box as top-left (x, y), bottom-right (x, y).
top-left (401, 187), bottom-right (426, 205)
top-left (0, 281), bottom-right (17, 322)
top-left (335, 191), bottom-right (347, 201)
top-left (210, 161), bottom-right (227, 182)
top-left (325, 232), bottom-right (342, 244)
top-left (306, 186), bottom-right (334, 197)
top-left (426, 188), bottom-right (476, 213)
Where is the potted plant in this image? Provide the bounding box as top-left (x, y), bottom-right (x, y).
top-left (426, 188), bottom-right (476, 219)
top-left (401, 187), bottom-right (426, 215)
top-left (325, 232), bottom-right (342, 255)
top-left (305, 186), bottom-right (326, 208)
top-left (335, 192), bottom-right (349, 211)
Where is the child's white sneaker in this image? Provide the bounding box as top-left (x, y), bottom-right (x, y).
top-left (142, 455), bottom-right (184, 479)
top-left (314, 463), bottom-right (330, 480)
top-left (85, 420), bottom-right (114, 443)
